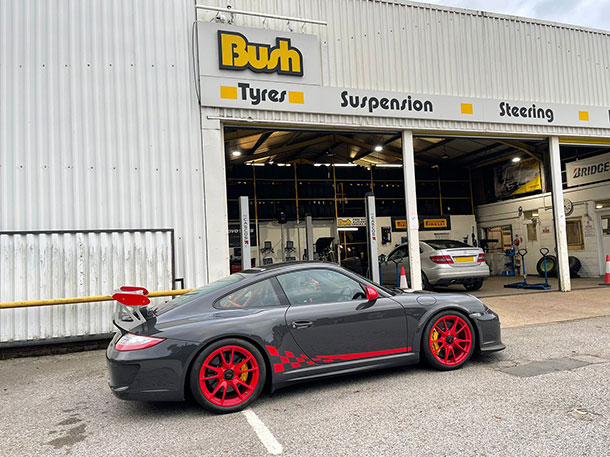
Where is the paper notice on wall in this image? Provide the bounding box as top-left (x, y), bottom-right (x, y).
top-left (584, 219), bottom-right (595, 237)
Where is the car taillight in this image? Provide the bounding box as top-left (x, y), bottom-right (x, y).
top-left (430, 255), bottom-right (454, 264)
top-left (478, 253), bottom-right (486, 263)
top-left (115, 333), bottom-right (165, 351)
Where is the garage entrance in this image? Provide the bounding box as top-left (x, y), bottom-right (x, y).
top-left (223, 126), bottom-right (607, 295)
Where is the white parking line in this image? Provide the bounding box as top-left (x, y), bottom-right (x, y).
top-left (242, 408), bottom-right (283, 455)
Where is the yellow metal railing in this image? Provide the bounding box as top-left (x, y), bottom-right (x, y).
top-left (0, 289), bottom-right (195, 309)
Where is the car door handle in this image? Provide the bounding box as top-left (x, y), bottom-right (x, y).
top-left (291, 320), bottom-right (313, 329)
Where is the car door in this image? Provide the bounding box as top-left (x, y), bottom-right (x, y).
top-left (277, 268), bottom-right (408, 360)
top-left (382, 246), bottom-right (409, 286)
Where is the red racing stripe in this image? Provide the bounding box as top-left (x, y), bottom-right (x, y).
top-left (316, 347), bottom-right (407, 361)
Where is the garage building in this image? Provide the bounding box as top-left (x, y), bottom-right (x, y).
top-left (1, 0), bottom-right (609, 345)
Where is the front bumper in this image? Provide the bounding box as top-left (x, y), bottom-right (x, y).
top-left (470, 308), bottom-right (506, 353)
top-left (106, 331), bottom-right (198, 402)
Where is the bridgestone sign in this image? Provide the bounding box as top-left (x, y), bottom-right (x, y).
top-left (566, 152), bottom-right (610, 187)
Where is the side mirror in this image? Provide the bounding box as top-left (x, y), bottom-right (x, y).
top-left (365, 286), bottom-right (379, 301)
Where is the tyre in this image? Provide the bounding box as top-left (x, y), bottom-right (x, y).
top-left (422, 272), bottom-right (432, 291)
top-left (422, 311), bottom-right (475, 371)
top-left (464, 280), bottom-right (483, 291)
top-left (568, 256), bottom-right (581, 277)
top-left (536, 255), bottom-right (558, 277)
top-left (190, 338), bottom-right (266, 414)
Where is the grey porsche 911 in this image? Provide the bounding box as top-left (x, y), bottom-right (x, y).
top-left (107, 262), bottom-right (505, 414)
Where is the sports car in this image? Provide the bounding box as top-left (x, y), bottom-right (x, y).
top-left (107, 262), bottom-right (505, 414)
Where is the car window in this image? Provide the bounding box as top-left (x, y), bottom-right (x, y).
top-left (388, 246), bottom-right (408, 261)
top-left (215, 279), bottom-right (280, 309)
top-left (150, 274), bottom-right (245, 314)
top-left (424, 240), bottom-right (471, 249)
top-left (277, 269), bottom-right (366, 305)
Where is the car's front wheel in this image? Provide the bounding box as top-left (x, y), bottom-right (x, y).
top-left (190, 338), bottom-right (266, 414)
top-left (422, 311), bottom-right (475, 370)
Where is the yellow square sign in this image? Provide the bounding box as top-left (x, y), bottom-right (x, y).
top-left (461, 103), bottom-right (473, 115)
top-left (578, 111), bottom-right (589, 121)
top-left (220, 86), bottom-right (238, 99)
top-left (288, 91), bottom-right (304, 104)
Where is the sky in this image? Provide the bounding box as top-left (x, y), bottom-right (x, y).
top-left (419, 0), bottom-right (610, 31)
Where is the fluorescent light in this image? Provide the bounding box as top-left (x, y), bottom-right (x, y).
top-left (512, 157), bottom-right (521, 163)
top-left (334, 163), bottom-right (356, 167)
top-left (596, 204), bottom-right (604, 209)
top-left (375, 164), bottom-right (402, 168)
top-left (338, 227), bottom-right (359, 231)
top-left (532, 212), bottom-right (539, 217)
top-left (314, 163), bottom-right (323, 167)
top-left (277, 163), bottom-right (286, 167)
top-left (231, 150), bottom-right (241, 157)
top-left (268, 161), bottom-right (274, 165)
top-left (374, 145), bottom-right (383, 152)
top-left (249, 163), bottom-right (265, 167)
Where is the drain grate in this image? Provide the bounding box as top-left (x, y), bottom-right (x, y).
top-left (498, 355), bottom-right (607, 378)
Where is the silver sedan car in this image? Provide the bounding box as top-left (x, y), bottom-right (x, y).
top-left (380, 239), bottom-right (490, 291)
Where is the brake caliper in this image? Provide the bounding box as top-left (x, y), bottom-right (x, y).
top-left (432, 329), bottom-right (441, 354)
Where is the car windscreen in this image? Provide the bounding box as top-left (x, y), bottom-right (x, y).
top-left (424, 240), bottom-right (471, 250)
top-left (149, 274), bottom-right (245, 315)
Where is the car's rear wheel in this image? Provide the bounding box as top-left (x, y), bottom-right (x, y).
top-left (190, 338), bottom-right (266, 414)
top-left (464, 280), bottom-right (483, 291)
top-left (422, 272), bottom-right (432, 291)
top-left (423, 311), bottom-right (475, 370)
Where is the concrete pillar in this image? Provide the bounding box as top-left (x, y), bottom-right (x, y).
top-left (548, 136), bottom-right (571, 291)
top-left (402, 130), bottom-right (422, 290)
top-left (201, 117), bottom-right (230, 282)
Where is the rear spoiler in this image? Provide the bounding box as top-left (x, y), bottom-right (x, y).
top-left (112, 286), bottom-right (151, 332)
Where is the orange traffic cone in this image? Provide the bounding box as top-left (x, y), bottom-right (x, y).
top-left (601, 255), bottom-right (610, 286)
top-left (399, 266), bottom-right (409, 289)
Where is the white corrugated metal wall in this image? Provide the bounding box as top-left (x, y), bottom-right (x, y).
top-left (0, 0), bottom-right (207, 297)
top-left (196, 0), bottom-right (610, 138)
top-left (0, 230), bottom-right (173, 343)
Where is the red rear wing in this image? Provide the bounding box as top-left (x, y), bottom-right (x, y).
top-left (112, 286), bottom-right (150, 324)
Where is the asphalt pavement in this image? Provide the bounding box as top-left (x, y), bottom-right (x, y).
top-left (1, 316), bottom-right (609, 457)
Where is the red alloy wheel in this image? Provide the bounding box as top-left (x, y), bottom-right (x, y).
top-left (428, 315), bottom-right (473, 366)
top-left (198, 345), bottom-right (260, 407)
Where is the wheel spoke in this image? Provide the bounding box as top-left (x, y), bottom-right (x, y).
top-left (210, 380), bottom-right (225, 397)
top-left (229, 348), bottom-right (235, 365)
top-left (221, 384), bottom-right (228, 404)
top-left (201, 374), bottom-right (222, 381)
top-left (433, 325), bottom-right (446, 337)
top-left (234, 377), bottom-right (253, 390)
top-left (235, 356), bottom-right (252, 370)
top-left (233, 382), bottom-right (244, 400)
top-left (237, 367), bottom-right (257, 374)
top-left (219, 350), bottom-right (228, 367)
top-left (203, 364), bottom-right (222, 373)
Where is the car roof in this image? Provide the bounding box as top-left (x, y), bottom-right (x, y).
top-left (241, 261), bottom-right (340, 276)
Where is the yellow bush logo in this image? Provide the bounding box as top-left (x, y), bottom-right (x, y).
top-left (218, 31), bottom-right (303, 76)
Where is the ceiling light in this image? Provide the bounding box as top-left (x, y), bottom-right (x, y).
top-left (374, 145), bottom-right (383, 152)
top-left (441, 153), bottom-right (449, 160)
top-left (334, 163), bottom-right (357, 167)
top-left (512, 157), bottom-right (521, 163)
top-left (338, 227), bottom-right (359, 231)
top-left (596, 204), bottom-right (604, 209)
top-left (268, 161), bottom-right (274, 165)
top-left (231, 150), bottom-right (241, 157)
top-left (314, 163), bottom-right (323, 167)
top-left (277, 163), bottom-right (285, 167)
top-left (532, 212), bottom-right (539, 217)
top-left (375, 164), bottom-right (402, 168)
